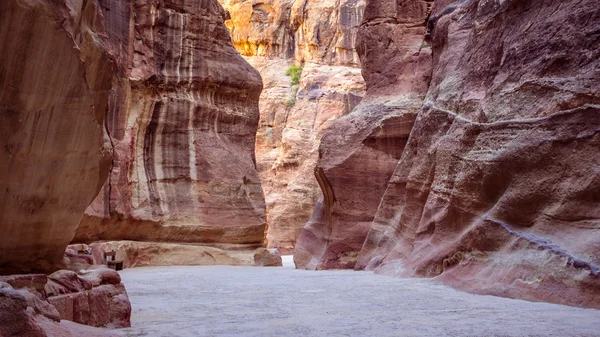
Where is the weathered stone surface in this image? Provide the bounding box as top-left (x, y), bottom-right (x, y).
top-left (253, 248), bottom-right (283, 267)
top-left (0, 284), bottom-right (120, 337)
top-left (354, 0), bottom-right (600, 308)
top-left (68, 241), bottom-right (275, 268)
top-left (295, 0), bottom-right (600, 308)
top-left (220, 0), bottom-right (365, 65)
top-left (0, 270), bottom-right (130, 335)
top-left (251, 59), bottom-right (365, 253)
top-left (75, 0), bottom-right (266, 247)
top-left (219, 0), bottom-right (366, 252)
top-left (294, 0), bottom-right (432, 269)
top-left (0, 0), bottom-right (113, 275)
top-left (0, 286), bottom-right (47, 337)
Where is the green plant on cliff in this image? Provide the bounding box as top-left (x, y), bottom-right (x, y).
top-left (285, 64), bottom-right (303, 85)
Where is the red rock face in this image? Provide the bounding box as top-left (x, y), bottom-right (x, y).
top-left (0, 0), bottom-right (113, 274)
top-left (294, 0), bottom-right (433, 269)
top-left (220, 0), bottom-right (367, 253)
top-left (297, 0), bottom-right (600, 307)
top-left (75, 0), bottom-right (266, 246)
top-left (355, 0), bottom-right (600, 308)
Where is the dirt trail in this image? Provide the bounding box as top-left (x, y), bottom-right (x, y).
top-left (117, 265), bottom-right (600, 337)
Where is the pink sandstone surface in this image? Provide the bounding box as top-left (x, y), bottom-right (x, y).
top-left (294, 0), bottom-right (433, 269)
top-left (219, 0), bottom-right (366, 252)
top-left (0, 0), bottom-right (113, 275)
top-left (295, 0), bottom-right (600, 308)
top-left (74, 0), bottom-right (267, 250)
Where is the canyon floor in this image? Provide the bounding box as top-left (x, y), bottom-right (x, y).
top-left (117, 261), bottom-right (600, 337)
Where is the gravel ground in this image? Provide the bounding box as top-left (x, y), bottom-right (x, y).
top-left (117, 264), bottom-right (600, 337)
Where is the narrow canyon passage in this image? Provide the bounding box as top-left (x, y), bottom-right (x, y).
top-left (117, 264), bottom-right (600, 337)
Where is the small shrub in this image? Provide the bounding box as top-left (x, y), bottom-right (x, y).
top-left (284, 98), bottom-right (295, 107)
top-left (283, 84), bottom-right (300, 108)
top-left (285, 64), bottom-right (303, 85)
top-left (421, 42), bottom-right (430, 49)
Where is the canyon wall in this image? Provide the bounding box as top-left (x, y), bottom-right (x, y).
top-left (0, 0), bottom-right (113, 274)
top-left (219, 0), bottom-right (366, 252)
top-left (294, 0), bottom-right (433, 269)
top-left (296, 0), bottom-right (600, 308)
top-left (74, 0), bottom-right (267, 250)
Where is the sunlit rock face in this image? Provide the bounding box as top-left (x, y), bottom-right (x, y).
top-left (75, 0), bottom-right (266, 247)
top-left (296, 0), bottom-right (600, 308)
top-left (220, 0), bottom-right (364, 65)
top-left (219, 0), bottom-right (366, 252)
top-left (294, 0), bottom-right (433, 269)
top-left (355, 0), bottom-right (600, 308)
top-left (0, 0), bottom-right (113, 274)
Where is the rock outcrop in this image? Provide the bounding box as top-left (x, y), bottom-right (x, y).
top-left (357, 0), bottom-right (600, 308)
top-left (220, 0), bottom-right (366, 252)
top-left (296, 0), bottom-right (600, 308)
top-left (66, 242), bottom-right (279, 268)
top-left (253, 248), bottom-right (283, 266)
top-left (220, 0), bottom-right (364, 65)
top-left (0, 0), bottom-right (113, 274)
top-left (74, 0), bottom-right (266, 248)
top-left (294, 0), bottom-right (433, 269)
top-left (0, 269), bottom-right (130, 336)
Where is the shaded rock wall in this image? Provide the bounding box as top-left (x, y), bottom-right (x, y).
top-left (0, 0), bottom-right (113, 274)
top-left (75, 0), bottom-right (266, 246)
top-left (356, 0), bottom-right (600, 308)
top-left (294, 0), bottom-right (433, 269)
top-left (296, 0), bottom-right (600, 308)
top-left (220, 0), bottom-right (366, 252)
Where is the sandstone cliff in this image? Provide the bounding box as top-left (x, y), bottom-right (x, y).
top-left (0, 0), bottom-right (113, 275)
top-left (294, 0), bottom-right (433, 269)
top-left (220, 0), bottom-right (366, 252)
top-left (74, 0), bottom-right (267, 248)
top-left (296, 0), bottom-right (600, 308)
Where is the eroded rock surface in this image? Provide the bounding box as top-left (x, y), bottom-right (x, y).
top-left (220, 0), bottom-right (366, 252)
top-left (75, 0), bottom-right (266, 247)
top-left (294, 0), bottom-right (433, 269)
top-left (356, 0), bottom-right (600, 308)
top-left (67, 242), bottom-right (267, 268)
top-left (296, 0), bottom-right (600, 308)
top-left (0, 0), bottom-right (113, 274)
top-left (220, 0), bottom-right (364, 65)
top-left (0, 269), bottom-right (130, 336)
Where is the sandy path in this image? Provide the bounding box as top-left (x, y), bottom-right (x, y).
top-left (117, 265), bottom-right (600, 337)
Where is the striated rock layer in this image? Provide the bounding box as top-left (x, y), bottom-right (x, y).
top-left (74, 0), bottom-right (266, 246)
top-left (356, 0), bottom-right (600, 308)
top-left (0, 0), bottom-right (113, 274)
top-left (294, 0), bottom-right (433, 269)
top-left (220, 0), bottom-right (366, 252)
top-left (297, 0), bottom-right (600, 308)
